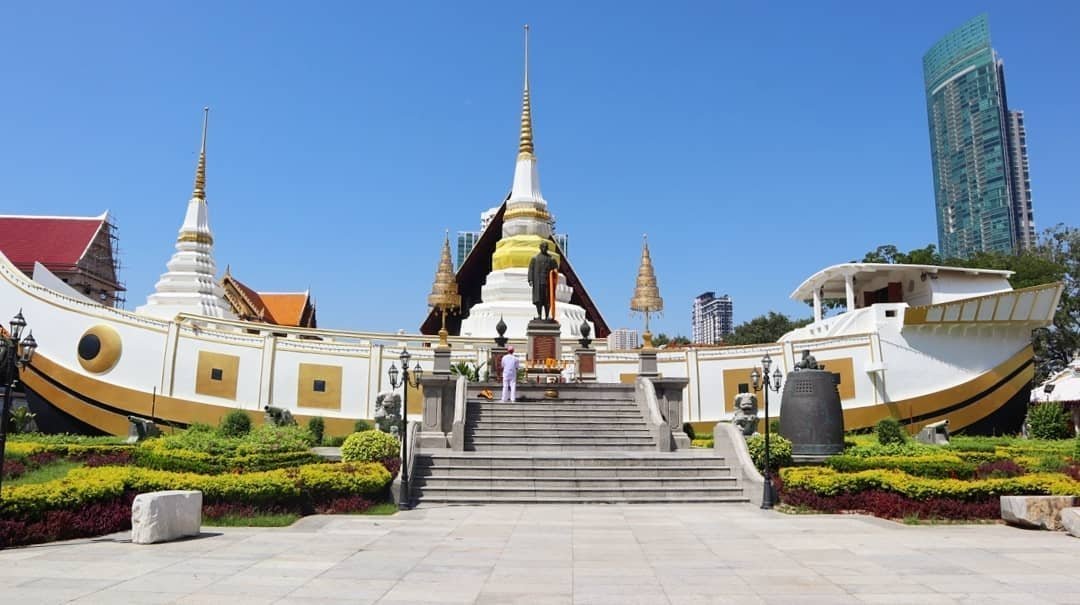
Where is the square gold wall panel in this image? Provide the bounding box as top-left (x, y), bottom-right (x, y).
top-left (722, 368), bottom-right (756, 413)
top-left (195, 351), bottom-right (240, 400)
top-left (298, 363), bottom-right (343, 410)
top-left (819, 357), bottom-right (856, 401)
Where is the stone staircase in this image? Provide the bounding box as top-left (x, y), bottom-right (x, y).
top-left (411, 383), bottom-right (749, 504)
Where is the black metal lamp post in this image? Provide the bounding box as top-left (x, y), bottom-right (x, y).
top-left (750, 352), bottom-right (783, 510)
top-left (388, 348), bottom-right (423, 510)
top-left (0, 310), bottom-right (37, 496)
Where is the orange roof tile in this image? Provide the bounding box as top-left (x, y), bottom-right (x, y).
top-left (260, 293), bottom-right (310, 327)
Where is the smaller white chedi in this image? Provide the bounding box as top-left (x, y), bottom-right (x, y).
top-left (459, 25), bottom-right (592, 340)
top-left (137, 108), bottom-right (235, 320)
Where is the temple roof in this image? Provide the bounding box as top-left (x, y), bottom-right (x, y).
top-left (419, 200), bottom-right (610, 338)
top-left (0, 213), bottom-right (109, 272)
top-left (222, 272), bottom-right (316, 328)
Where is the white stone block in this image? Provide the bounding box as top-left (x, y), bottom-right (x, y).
top-left (131, 490), bottom-right (203, 544)
top-left (1061, 508), bottom-right (1080, 538)
top-left (1000, 495), bottom-right (1077, 531)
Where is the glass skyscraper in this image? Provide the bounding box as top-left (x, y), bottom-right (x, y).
top-left (923, 14), bottom-right (1035, 258)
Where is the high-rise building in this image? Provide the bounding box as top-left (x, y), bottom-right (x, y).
top-left (923, 14), bottom-right (1036, 258)
top-left (607, 328), bottom-right (640, 350)
top-left (1006, 110), bottom-right (1036, 251)
top-left (692, 292), bottom-right (733, 344)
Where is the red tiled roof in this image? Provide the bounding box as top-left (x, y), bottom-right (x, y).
top-left (0, 215), bottom-right (105, 272)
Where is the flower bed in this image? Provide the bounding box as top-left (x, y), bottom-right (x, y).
top-left (0, 462), bottom-right (391, 547)
top-left (778, 434), bottom-right (1080, 521)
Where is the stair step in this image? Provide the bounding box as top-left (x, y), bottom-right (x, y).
top-left (466, 430), bottom-right (652, 437)
top-left (415, 495), bottom-right (750, 505)
top-left (416, 455), bottom-right (728, 465)
top-left (413, 486), bottom-right (745, 498)
top-left (467, 437), bottom-right (656, 444)
top-left (465, 419), bottom-right (647, 426)
top-left (413, 465), bottom-right (732, 477)
top-left (414, 476), bottom-right (737, 487)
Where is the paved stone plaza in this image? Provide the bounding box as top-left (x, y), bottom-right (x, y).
top-left (5, 504), bottom-right (1080, 604)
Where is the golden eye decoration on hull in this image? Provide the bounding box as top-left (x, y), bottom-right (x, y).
top-left (77, 325), bottom-right (122, 374)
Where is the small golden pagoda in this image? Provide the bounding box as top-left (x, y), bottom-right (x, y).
top-left (630, 234), bottom-right (663, 349)
top-left (428, 231), bottom-right (462, 346)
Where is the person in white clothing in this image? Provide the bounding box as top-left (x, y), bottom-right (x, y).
top-left (501, 346), bottom-right (520, 403)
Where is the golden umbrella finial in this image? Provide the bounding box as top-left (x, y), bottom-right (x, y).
top-left (630, 234), bottom-right (663, 349)
top-left (518, 24), bottom-right (534, 158)
top-left (192, 107), bottom-right (209, 200)
top-left (428, 230), bottom-right (462, 346)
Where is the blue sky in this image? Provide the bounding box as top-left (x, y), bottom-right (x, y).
top-left (2, 1), bottom-right (1077, 337)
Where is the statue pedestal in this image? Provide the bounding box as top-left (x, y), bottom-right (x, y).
top-left (526, 319), bottom-right (561, 363)
top-left (638, 348), bottom-right (659, 378)
top-left (432, 345), bottom-right (452, 376)
top-left (574, 348), bottom-right (596, 382)
top-left (489, 346), bottom-right (508, 382)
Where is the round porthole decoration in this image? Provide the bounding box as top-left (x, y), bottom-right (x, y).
top-left (77, 325), bottom-right (122, 373)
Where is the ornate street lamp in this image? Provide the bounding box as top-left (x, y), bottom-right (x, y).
top-left (750, 352), bottom-right (783, 510)
top-left (1, 310), bottom-right (38, 496)
top-left (387, 347), bottom-right (423, 510)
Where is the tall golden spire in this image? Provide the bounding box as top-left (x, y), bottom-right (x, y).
top-left (192, 107), bottom-right (209, 200)
top-left (630, 234), bottom-right (664, 348)
top-left (517, 24), bottom-right (534, 158)
top-left (428, 230), bottom-right (462, 346)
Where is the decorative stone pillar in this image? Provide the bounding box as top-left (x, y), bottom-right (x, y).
top-left (489, 316), bottom-right (509, 382)
top-left (432, 346), bottom-right (451, 376)
top-left (419, 375), bottom-right (456, 449)
top-left (652, 377), bottom-right (690, 449)
top-left (574, 319), bottom-right (596, 382)
top-left (638, 349), bottom-right (659, 378)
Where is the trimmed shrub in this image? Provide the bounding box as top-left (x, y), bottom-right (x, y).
top-left (974, 459), bottom-right (1025, 479)
top-left (826, 454), bottom-right (976, 479)
top-left (219, 410), bottom-right (253, 437)
top-left (745, 433), bottom-right (793, 472)
top-left (780, 466), bottom-right (1080, 501)
top-left (875, 417), bottom-right (906, 446)
top-left (324, 435), bottom-right (347, 447)
top-left (1026, 402), bottom-right (1071, 440)
top-left (308, 417), bottom-right (326, 445)
top-left (341, 431), bottom-right (400, 464)
top-left (354, 420), bottom-right (373, 433)
top-left (781, 488), bottom-right (1001, 520)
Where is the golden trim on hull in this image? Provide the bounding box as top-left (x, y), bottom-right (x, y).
top-left (24, 354), bottom-right (359, 436)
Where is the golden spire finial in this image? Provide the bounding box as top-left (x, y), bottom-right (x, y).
top-left (192, 106), bottom-right (209, 200)
top-left (428, 230), bottom-right (462, 346)
top-left (517, 24), bottom-right (534, 158)
top-left (631, 234), bottom-right (664, 348)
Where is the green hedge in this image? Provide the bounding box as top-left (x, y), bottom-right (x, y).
top-left (1, 462), bottom-right (391, 518)
top-left (781, 466), bottom-right (1080, 501)
top-left (5, 442), bottom-right (134, 460)
top-left (826, 454), bottom-right (977, 479)
top-left (341, 431), bottom-right (400, 463)
top-left (133, 442), bottom-right (321, 474)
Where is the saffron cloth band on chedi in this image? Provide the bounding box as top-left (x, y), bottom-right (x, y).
top-left (778, 351), bottom-right (845, 457)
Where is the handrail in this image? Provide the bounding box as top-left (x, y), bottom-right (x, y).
top-left (634, 377), bottom-right (671, 452)
top-left (451, 375), bottom-right (467, 451)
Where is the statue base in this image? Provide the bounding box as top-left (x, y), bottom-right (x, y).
top-left (526, 318), bottom-right (561, 363)
top-left (574, 348), bottom-right (596, 382)
top-left (432, 345), bottom-right (452, 376)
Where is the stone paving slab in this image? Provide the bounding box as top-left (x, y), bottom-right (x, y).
top-left (5, 504), bottom-right (1080, 604)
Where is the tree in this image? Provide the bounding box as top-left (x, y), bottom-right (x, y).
top-left (670, 335), bottom-right (692, 346)
top-left (650, 333), bottom-right (670, 348)
top-left (725, 312), bottom-right (812, 346)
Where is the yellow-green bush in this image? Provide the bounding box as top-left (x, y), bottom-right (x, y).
top-left (134, 439), bottom-right (320, 474)
top-left (1, 462), bottom-right (391, 518)
top-left (781, 466), bottom-right (1080, 501)
top-left (341, 431), bottom-right (400, 463)
top-left (4, 442), bottom-right (133, 460)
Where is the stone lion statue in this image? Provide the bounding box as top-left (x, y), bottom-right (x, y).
top-left (731, 392), bottom-right (759, 436)
top-left (374, 391), bottom-right (402, 435)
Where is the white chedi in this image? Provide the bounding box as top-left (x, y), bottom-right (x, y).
top-left (137, 108), bottom-right (234, 321)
